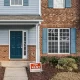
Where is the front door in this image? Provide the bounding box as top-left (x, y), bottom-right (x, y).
top-left (10, 31), bottom-right (22, 59)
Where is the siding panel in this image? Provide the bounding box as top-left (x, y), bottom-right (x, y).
top-left (0, 30), bottom-right (9, 45)
top-left (0, 0), bottom-right (39, 15)
top-left (28, 27), bottom-right (36, 45)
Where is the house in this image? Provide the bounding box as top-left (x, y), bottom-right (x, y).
top-left (0, 0), bottom-right (80, 62)
top-left (0, 0), bottom-right (42, 62)
top-left (41, 0), bottom-right (80, 60)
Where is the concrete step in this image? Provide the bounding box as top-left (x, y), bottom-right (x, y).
top-left (0, 61), bottom-right (35, 68)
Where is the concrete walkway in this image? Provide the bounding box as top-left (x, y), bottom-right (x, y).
top-left (3, 67), bottom-right (28, 80)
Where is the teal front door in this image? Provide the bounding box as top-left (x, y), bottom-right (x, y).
top-left (10, 31), bottom-right (22, 58)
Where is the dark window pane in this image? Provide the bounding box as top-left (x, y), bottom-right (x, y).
top-left (55, 37), bottom-right (58, 40)
top-left (52, 42), bottom-right (54, 45)
top-left (67, 33), bottom-right (69, 36)
top-left (49, 50), bottom-right (51, 53)
top-left (24, 47), bottom-right (26, 50)
top-left (60, 33), bottom-right (62, 36)
top-left (67, 29), bottom-right (69, 32)
top-left (49, 46), bottom-right (51, 49)
top-left (24, 51), bottom-right (26, 55)
top-left (60, 50), bottom-right (63, 53)
top-left (24, 32), bottom-right (26, 36)
top-left (48, 33), bottom-right (51, 36)
top-left (52, 46), bottom-right (54, 49)
top-left (55, 29), bottom-right (58, 32)
top-left (55, 46), bottom-right (58, 48)
top-left (48, 29), bottom-right (51, 32)
top-left (55, 42), bottom-right (58, 46)
top-left (24, 37), bottom-right (26, 41)
top-left (49, 42), bottom-right (51, 45)
top-left (60, 29), bottom-right (62, 32)
top-left (63, 33), bottom-right (66, 36)
top-left (55, 49), bottom-right (58, 53)
top-left (52, 33), bottom-right (55, 36)
top-left (63, 29), bottom-right (66, 32)
top-left (52, 37), bottom-right (54, 40)
top-left (48, 37), bottom-right (51, 40)
top-left (66, 49), bottom-right (69, 53)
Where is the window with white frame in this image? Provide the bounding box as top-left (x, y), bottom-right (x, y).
top-left (54, 0), bottom-right (65, 8)
top-left (48, 28), bottom-right (70, 53)
top-left (11, 0), bottom-right (23, 6)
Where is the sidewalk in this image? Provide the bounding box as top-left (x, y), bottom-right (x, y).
top-left (3, 67), bottom-right (28, 80)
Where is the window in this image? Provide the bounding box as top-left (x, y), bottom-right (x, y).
top-left (48, 0), bottom-right (71, 8)
top-left (48, 28), bottom-right (70, 53)
top-left (54, 0), bottom-right (64, 8)
top-left (23, 32), bottom-right (26, 56)
top-left (10, 0), bottom-right (23, 6)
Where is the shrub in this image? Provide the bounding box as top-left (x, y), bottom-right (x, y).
top-left (67, 56), bottom-right (79, 63)
top-left (40, 56), bottom-right (49, 64)
top-left (56, 58), bottom-right (78, 71)
top-left (49, 57), bottom-right (59, 66)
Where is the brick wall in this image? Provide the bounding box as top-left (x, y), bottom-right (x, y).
top-left (0, 45), bottom-right (9, 60)
top-left (40, 0), bottom-right (80, 56)
top-left (28, 45), bottom-right (36, 61)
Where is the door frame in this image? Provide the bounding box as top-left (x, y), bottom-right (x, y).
top-left (9, 30), bottom-right (27, 59)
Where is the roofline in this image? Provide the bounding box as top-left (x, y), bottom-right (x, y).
top-left (0, 20), bottom-right (43, 22)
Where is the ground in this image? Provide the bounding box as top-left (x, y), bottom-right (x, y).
top-left (0, 67), bottom-right (5, 80)
top-left (26, 63), bottom-right (80, 80)
top-left (51, 72), bottom-right (80, 80)
top-left (26, 64), bottom-right (58, 80)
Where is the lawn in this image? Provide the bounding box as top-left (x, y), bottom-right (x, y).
top-left (0, 67), bottom-right (5, 80)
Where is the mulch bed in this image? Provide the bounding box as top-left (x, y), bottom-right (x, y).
top-left (0, 67), bottom-right (5, 80)
top-left (26, 63), bottom-right (58, 80)
top-left (26, 63), bottom-right (80, 80)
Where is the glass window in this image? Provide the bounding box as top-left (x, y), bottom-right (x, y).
top-left (48, 28), bottom-right (70, 53)
top-left (54, 0), bottom-right (64, 8)
top-left (24, 32), bottom-right (26, 55)
top-left (11, 0), bottom-right (22, 6)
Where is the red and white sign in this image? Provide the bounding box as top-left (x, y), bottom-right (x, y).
top-left (30, 62), bottom-right (42, 72)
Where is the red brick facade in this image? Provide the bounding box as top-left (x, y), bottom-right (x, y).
top-left (0, 45), bottom-right (9, 60)
top-left (40, 0), bottom-right (80, 56)
top-left (0, 45), bottom-right (36, 61)
top-left (28, 45), bottom-right (36, 61)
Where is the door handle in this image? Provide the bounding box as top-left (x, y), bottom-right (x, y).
top-left (21, 44), bottom-right (22, 48)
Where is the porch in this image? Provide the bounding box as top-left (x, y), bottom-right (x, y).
top-left (0, 24), bottom-right (40, 62)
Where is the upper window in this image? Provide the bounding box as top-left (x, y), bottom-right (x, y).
top-left (54, 0), bottom-right (64, 8)
top-left (10, 0), bottom-right (23, 6)
top-left (48, 0), bottom-right (71, 8)
top-left (48, 28), bottom-right (70, 53)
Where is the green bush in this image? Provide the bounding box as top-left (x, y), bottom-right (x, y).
top-left (67, 56), bottom-right (79, 63)
top-left (56, 58), bottom-right (78, 71)
top-left (49, 57), bottom-right (59, 66)
top-left (40, 56), bottom-right (49, 64)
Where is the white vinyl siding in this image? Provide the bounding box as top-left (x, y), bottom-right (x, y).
top-left (28, 27), bottom-right (36, 45)
top-left (0, 0), bottom-right (39, 15)
top-left (0, 30), bottom-right (9, 45)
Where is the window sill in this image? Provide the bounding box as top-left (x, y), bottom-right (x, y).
top-left (10, 5), bottom-right (23, 6)
top-left (48, 53), bottom-right (70, 54)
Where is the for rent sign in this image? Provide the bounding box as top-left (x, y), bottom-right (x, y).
top-left (30, 62), bottom-right (42, 72)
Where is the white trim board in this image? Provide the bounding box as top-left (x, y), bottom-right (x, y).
top-left (0, 20), bottom-right (43, 22)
